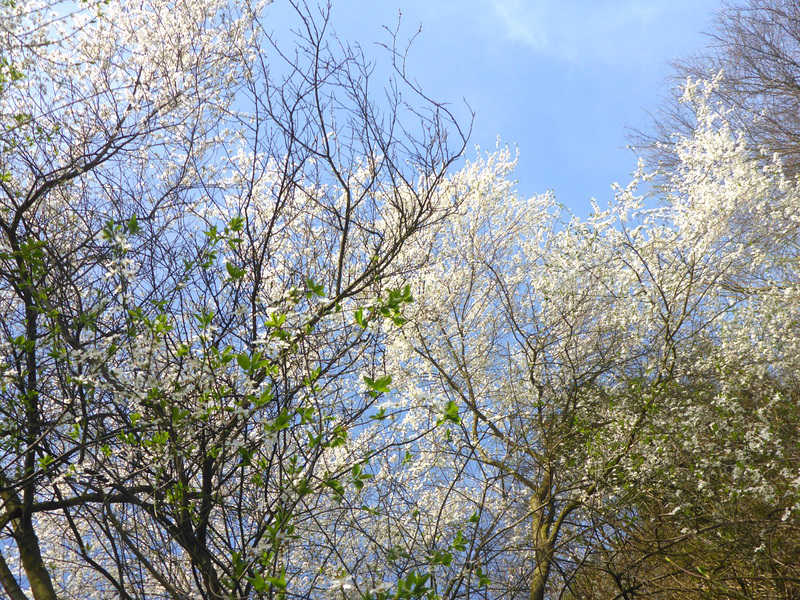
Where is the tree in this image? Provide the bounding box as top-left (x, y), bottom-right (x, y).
top-left (372, 150), bottom-right (672, 600)
top-left (372, 84), bottom-right (800, 599)
top-left (627, 3), bottom-right (800, 592)
top-left (641, 0), bottom-right (800, 175)
top-left (0, 1), bottom-right (468, 598)
top-left (3, 1), bottom-right (799, 599)
top-left (574, 80), bottom-right (800, 600)
top-left (630, 2), bottom-right (800, 590)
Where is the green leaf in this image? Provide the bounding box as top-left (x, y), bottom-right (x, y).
top-left (354, 307), bottom-right (366, 327)
top-left (363, 374), bottom-right (392, 398)
top-left (306, 277), bottom-right (325, 298)
top-left (265, 311), bottom-right (286, 328)
top-left (428, 549), bottom-right (453, 567)
top-left (250, 573), bottom-right (268, 592)
top-left (475, 566), bottom-right (491, 587)
top-left (194, 311), bottom-right (214, 328)
top-left (296, 405), bottom-right (315, 423)
top-left (295, 477), bottom-right (312, 497)
top-left (236, 353), bottom-right (251, 371)
top-left (436, 400), bottom-right (461, 426)
top-left (307, 430), bottom-right (323, 448)
top-left (325, 479), bottom-right (345, 497)
top-left (326, 426), bottom-right (348, 448)
top-left (272, 409), bottom-right (292, 431)
top-left (396, 571), bottom-right (431, 598)
top-left (171, 405), bottom-right (189, 425)
top-left (127, 214), bottom-right (140, 234)
top-left (266, 571), bottom-right (287, 590)
top-left (238, 446), bottom-right (254, 467)
top-left (226, 262), bottom-right (245, 280)
top-left (387, 545), bottom-right (411, 563)
top-left (451, 530), bottom-right (467, 552)
top-left (228, 215), bottom-right (244, 232)
top-left (204, 225), bottom-right (220, 241)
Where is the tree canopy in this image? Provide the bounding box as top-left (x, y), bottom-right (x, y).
top-left (1, 1), bottom-right (798, 600)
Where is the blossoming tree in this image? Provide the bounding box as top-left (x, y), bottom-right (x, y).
top-left (0, 1), bottom-right (467, 598)
top-left (2, 1), bottom-right (798, 599)
top-left (365, 80), bottom-right (800, 599)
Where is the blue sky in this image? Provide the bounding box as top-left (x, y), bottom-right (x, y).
top-left (268, 0), bottom-right (721, 214)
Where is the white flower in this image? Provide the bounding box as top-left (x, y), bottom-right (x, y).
top-left (328, 574), bottom-right (355, 592)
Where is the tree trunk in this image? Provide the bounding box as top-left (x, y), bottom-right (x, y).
top-left (0, 490), bottom-right (59, 600)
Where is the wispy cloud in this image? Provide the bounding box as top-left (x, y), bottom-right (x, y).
top-left (490, 0), bottom-right (709, 64)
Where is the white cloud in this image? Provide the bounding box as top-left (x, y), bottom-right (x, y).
top-left (492, 0), bottom-right (552, 50)
top-left (490, 0), bottom-right (714, 64)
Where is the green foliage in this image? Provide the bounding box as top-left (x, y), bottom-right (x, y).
top-left (363, 374), bottom-right (392, 398)
top-left (436, 400), bottom-right (460, 426)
